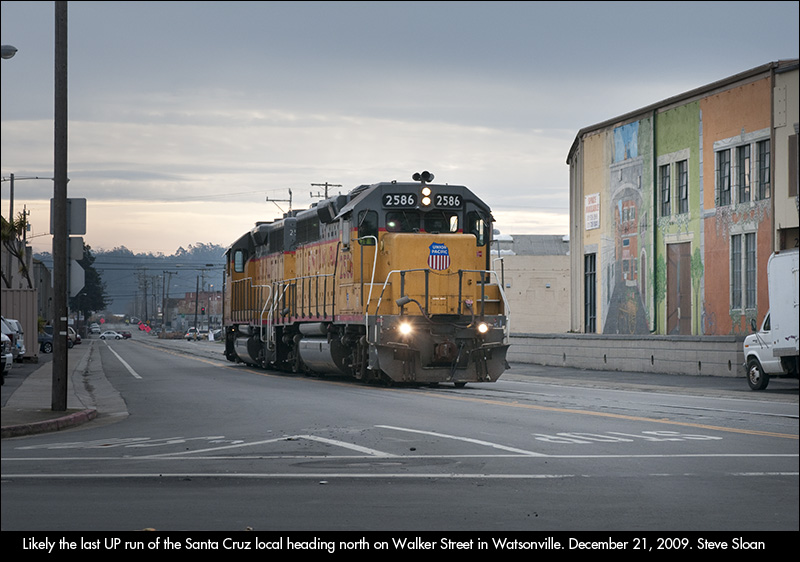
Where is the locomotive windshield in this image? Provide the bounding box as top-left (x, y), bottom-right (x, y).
top-left (385, 210), bottom-right (459, 233)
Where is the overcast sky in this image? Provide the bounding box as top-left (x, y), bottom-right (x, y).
top-left (2, 1), bottom-right (798, 255)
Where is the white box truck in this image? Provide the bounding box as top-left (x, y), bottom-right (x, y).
top-left (742, 248), bottom-right (799, 390)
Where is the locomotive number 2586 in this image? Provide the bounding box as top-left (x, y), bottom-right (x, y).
top-left (384, 193), bottom-right (417, 207)
top-left (435, 194), bottom-right (462, 208)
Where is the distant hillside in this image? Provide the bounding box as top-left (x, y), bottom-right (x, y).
top-left (36, 242), bottom-right (226, 315)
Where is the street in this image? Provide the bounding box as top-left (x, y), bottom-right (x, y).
top-left (1, 333), bottom-right (797, 532)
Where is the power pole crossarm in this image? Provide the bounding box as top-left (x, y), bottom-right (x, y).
top-left (310, 182), bottom-right (342, 199)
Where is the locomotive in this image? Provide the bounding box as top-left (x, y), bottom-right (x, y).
top-left (222, 172), bottom-right (510, 386)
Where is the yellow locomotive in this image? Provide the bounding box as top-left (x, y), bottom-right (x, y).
top-left (223, 172), bottom-right (510, 385)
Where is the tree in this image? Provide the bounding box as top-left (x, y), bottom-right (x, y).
top-left (69, 244), bottom-right (109, 317)
top-left (1, 212), bottom-right (33, 289)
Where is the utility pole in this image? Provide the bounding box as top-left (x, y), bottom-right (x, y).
top-left (162, 270), bottom-right (177, 331)
top-left (310, 182), bottom-right (341, 200)
top-left (52, 1), bottom-right (68, 411)
top-left (193, 275), bottom-right (199, 338)
top-left (266, 189), bottom-right (292, 214)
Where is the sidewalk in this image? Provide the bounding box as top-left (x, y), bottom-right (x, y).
top-left (1, 339), bottom-right (127, 439)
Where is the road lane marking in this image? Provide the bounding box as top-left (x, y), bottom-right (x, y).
top-left (296, 435), bottom-right (397, 457)
top-left (376, 425), bottom-right (546, 456)
top-left (2, 471), bottom-right (797, 480)
top-left (409, 391), bottom-right (799, 440)
top-left (2, 453), bottom-right (797, 461)
top-left (137, 434), bottom-right (395, 458)
top-left (104, 342), bottom-right (142, 379)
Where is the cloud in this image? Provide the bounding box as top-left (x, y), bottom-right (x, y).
top-left (3, 1), bottom-right (797, 255)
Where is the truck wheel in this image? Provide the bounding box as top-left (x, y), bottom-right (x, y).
top-left (746, 357), bottom-right (769, 390)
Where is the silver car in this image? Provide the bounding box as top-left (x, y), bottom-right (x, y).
top-left (0, 317), bottom-right (20, 363)
top-left (4, 318), bottom-right (26, 359)
top-left (1, 332), bottom-right (12, 382)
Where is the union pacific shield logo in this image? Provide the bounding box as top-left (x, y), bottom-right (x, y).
top-left (428, 243), bottom-right (450, 270)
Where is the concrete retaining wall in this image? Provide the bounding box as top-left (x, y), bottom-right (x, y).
top-left (508, 333), bottom-right (745, 378)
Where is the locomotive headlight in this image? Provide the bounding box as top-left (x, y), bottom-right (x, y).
top-left (421, 186), bottom-right (432, 206)
top-left (476, 322), bottom-right (490, 335)
top-left (399, 322), bottom-right (413, 336)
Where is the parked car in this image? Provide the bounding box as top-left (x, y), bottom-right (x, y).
top-left (38, 331), bottom-right (73, 353)
top-left (44, 325), bottom-right (80, 344)
top-left (39, 332), bottom-right (54, 353)
top-left (100, 330), bottom-right (124, 340)
top-left (2, 332), bottom-right (12, 383)
top-left (1, 317), bottom-right (20, 362)
top-left (4, 318), bottom-right (26, 360)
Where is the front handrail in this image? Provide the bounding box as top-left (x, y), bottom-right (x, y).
top-left (366, 268), bottom-right (511, 344)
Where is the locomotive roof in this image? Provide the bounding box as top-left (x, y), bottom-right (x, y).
top-left (227, 180), bottom-right (493, 253)
top-left (334, 181), bottom-right (487, 220)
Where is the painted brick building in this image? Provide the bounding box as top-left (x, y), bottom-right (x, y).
top-left (568, 60), bottom-right (799, 336)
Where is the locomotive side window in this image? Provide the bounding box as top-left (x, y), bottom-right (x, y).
top-left (269, 228), bottom-right (284, 254)
top-left (233, 249), bottom-right (246, 273)
top-left (358, 210), bottom-right (378, 245)
top-left (468, 212), bottom-right (487, 246)
top-left (297, 216), bottom-right (320, 245)
top-left (386, 211), bottom-right (420, 232)
top-left (424, 211), bottom-right (459, 234)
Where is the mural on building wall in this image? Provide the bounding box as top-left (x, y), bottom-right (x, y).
top-left (602, 121), bottom-right (652, 334)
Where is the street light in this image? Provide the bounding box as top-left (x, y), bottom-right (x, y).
top-left (1, 44), bottom-right (17, 59)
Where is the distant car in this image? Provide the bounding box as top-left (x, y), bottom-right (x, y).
top-left (120, 331), bottom-right (132, 339)
top-left (100, 331), bottom-right (123, 340)
top-left (185, 328), bottom-right (200, 340)
top-left (90, 326), bottom-right (101, 334)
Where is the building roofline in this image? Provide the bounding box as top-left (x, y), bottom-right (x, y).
top-left (566, 59), bottom-right (799, 164)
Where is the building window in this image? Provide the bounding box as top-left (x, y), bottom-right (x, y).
top-left (731, 234), bottom-right (741, 309)
top-left (677, 160), bottom-right (688, 214)
top-left (737, 144), bottom-right (751, 203)
top-left (731, 232), bottom-right (756, 311)
top-left (756, 139), bottom-right (770, 200)
top-left (584, 253), bottom-right (596, 333)
top-left (790, 133), bottom-right (797, 198)
top-left (745, 233), bottom-right (756, 309)
top-left (717, 149), bottom-right (731, 206)
top-left (660, 164), bottom-right (671, 216)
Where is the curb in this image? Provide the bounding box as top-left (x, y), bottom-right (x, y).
top-left (1, 408), bottom-right (97, 439)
